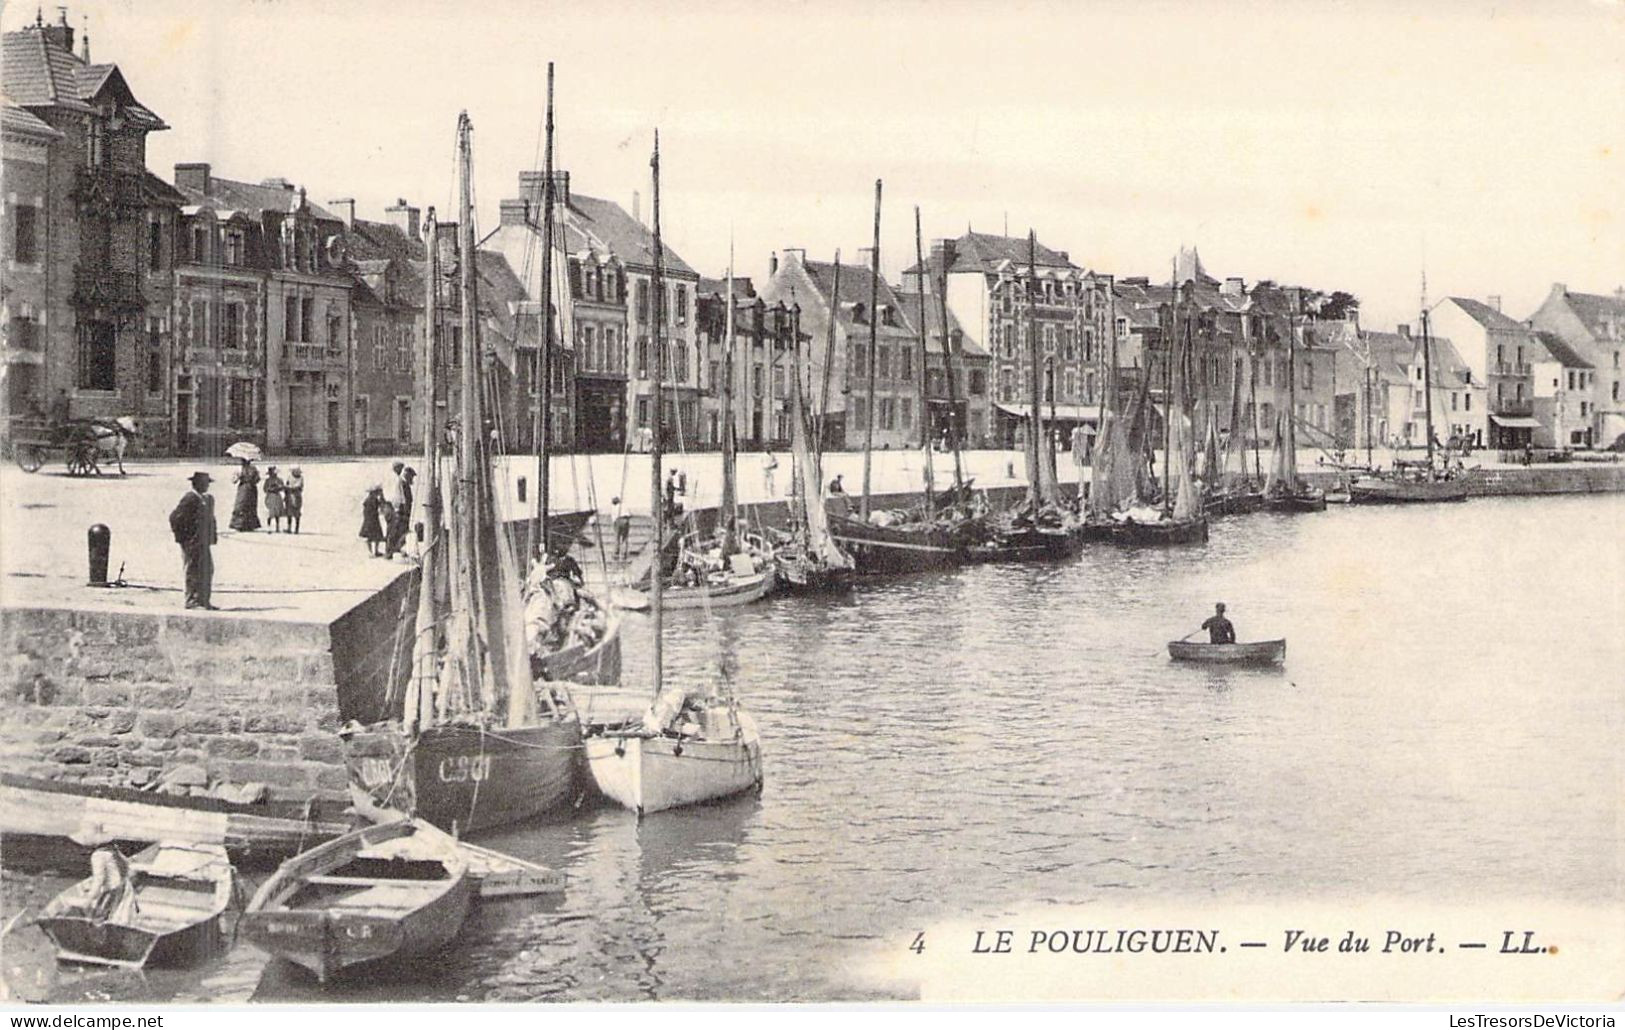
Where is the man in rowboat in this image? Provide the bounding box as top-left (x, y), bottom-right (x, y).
top-left (1200, 602), bottom-right (1236, 644)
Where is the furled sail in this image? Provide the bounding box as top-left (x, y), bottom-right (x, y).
top-left (790, 333), bottom-right (851, 568)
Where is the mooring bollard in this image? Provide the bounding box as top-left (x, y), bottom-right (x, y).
top-left (517, 476), bottom-right (527, 503)
top-left (87, 523), bottom-right (110, 587)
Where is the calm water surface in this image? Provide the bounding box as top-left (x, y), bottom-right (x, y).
top-left (13, 495), bottom-right (1622, 1002)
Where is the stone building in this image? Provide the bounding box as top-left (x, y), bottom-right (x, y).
top-left (890, 288), bottom-right (993, 447)
top-left (1429, 296), bottom-right (1546, 450)
top-left (695, 278), bottom-right (810, 451)
top-left (171, 164), bottom-right (352, 454)
top-left (338, 199), bottom-right (426, 453)
top-left (1529, 330), bottom-right (1596, 450)
top-left (1527, 284), bottom-right (1625, 449)
top-left (485, 171), bottom-right (700, 453)
top-left (2, 12), bottom-right (181, 445)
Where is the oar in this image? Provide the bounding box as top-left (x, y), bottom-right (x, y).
top-left (1150, 629), bottom-right (1201, 657)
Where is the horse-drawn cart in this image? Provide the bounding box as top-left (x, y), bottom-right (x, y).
top-left (6, 417), bottom-right (133, 476)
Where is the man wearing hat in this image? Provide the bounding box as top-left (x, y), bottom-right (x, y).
top-left (386, 465), bottom-right (417, 559)
top-left (169, 472), bottom-right (219, 610)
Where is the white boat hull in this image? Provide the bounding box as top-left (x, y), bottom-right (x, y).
top-left (583, 715), bottom-right (763, 817)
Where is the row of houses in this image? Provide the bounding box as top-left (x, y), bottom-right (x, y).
top-left (5, 11), bottom-right (1621, 458)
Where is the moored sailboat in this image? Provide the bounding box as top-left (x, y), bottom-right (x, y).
top-left (579, 133), bottom-right (764, 818)
top-left (1261, 292), bottom-right (1326, 513)
top-left (344, 113), bottom-right (581, 838)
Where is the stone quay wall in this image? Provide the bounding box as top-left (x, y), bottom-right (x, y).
top-left (0, 569), bottom-right (417, 803)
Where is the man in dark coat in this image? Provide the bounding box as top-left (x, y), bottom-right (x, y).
top-left (169, 471), bottom-right (219, 610)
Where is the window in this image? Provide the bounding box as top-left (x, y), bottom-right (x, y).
top-left (877, 345), bottom-right (890, 379)
top-left (12, 204), bottom-right (38, 264)
top-left (223, 303), bottom-right (242, 350)
top-left (675, 284), bottom-right (688, 325)
top-left (398, 399), bottom-right (412, 442)
top-left (224, 230), bottom-right (244, 267)
top-left (900, 347), bottom-right (913, 381)
top-left (1064, 369), bottom-right (1077, 399)
top-left (193, 226), bottom-right (209, 263)
top-left (900, 397), bottom-right (913, 430)
top-left (880, 397), bottom-right (894, 430)
top-left (1614, 381), bottom-right (1621, 402)
top-left (852, 397), bottom-right (867, 428)
top-left (147, 218), bottom-right (163, 271)
top-left (397, 327), bottom-right (411, 372)
top-left (1064, 326), bottom-right (1075, 360)
top-left (228, 379), bottom-right (254, 427)
top-left (636, 396), bottom-right (650, 428)
top-left (301, 298), bottom-right (314, 344)
top-left (636, 338), bottom-right (648, 378)
top-left (605, 328), bottom-right (619, 372)
top-left (146, 318), bottom-right (163, 394)
top-left (77, 321), bottom-right (117, 391)
top-left (374, 326), bottom-right (387, 370)
top-left (1304, 359), bottom-right (1314, 390)
top-left (1045, 325), bottom-right (1056, 354)
top-left (672, 341), bottom-right (688, 381)
top-left (970, 370), bottom-right (986, 396)
top-left (852, 303), bottom-right (867, 325)
top-left (285, 296), bottom-right (299, 341)
top-left (1451, 393), bottom-right (1459, 411)
top-left (752, 366), bottom-right (763, 399)
top-left (636, 281), bottom-right (649, 323)
top-left (582, 326), bottom-right (597, 372)
top-left (1116, 316), bottom-right (1128, 340)
top-left (1465, 393), bottom-right (1471, 411)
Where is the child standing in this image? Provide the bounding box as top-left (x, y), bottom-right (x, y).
top-left (359, 485), bottom-right (386, 556)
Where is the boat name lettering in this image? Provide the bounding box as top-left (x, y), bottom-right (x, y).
top-left (438, 755), bottom-right (491, 783)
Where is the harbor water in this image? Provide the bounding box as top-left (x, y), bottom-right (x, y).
top-left (8, 494), bottom-right (1621, 1002)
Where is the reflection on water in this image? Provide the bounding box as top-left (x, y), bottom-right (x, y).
top-left (13, 496), bottom-right (1622, 1003)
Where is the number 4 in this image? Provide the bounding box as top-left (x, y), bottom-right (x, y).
top-left (909, 932), bottom-right (925, 955)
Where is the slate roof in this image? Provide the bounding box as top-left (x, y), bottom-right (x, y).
top-left (1560, 289), bottom-right (1625, 337)
top-left (1361, 330), bottom-right (1477, 389)
top-left (1, 102), bottom-right (61, 139)
top-left (174, 174), bottom-right (338, 221)
top-left (698, 276), bottom-right (756, 301)
top-left (799, 259), bottom-right (917, 340)
top-left (1443, 296), bottom-right (1530, 333)
top-left (2, 26), bottom-right (164, 127)
top-left (566, 193), bottom-right (697, 277)
top-left (1532, 330), bottom-right (1593, 369)
top-left (891, 290), bottom-right (989, 359)
top-left (345, 217), bottom-right (426, 264)
top-left (903, 230), bottom-right (1080, 278)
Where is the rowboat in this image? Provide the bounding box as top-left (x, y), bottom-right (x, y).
top-left (0, 773), bottom-right (352, 871)
top-left (616, 565), bottom-right (777, 610)
top-left (239, 820), bottom-right (474, 984)
top-left (1167, 639), bottom-right (1287, 665)
top-left (37, 843), bottom-right (236, 969)
top-left (577, 687), bottom-right (763, 818)
top-left (533, 617), bottom-right (623, 684)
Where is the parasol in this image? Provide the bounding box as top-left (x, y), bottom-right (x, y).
top-left (225, 441), bottom-right (263, 461)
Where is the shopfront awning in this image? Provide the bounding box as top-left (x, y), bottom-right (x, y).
top-left (1489, 415), bottom-right (1542, 429)
top-left (994, 403), bottom-right (1100, 422)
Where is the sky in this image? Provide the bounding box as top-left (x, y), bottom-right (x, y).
top-left (5, 0), bottom-right (1622, 329)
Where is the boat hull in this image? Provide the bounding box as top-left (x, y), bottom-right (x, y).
top-left (1168, 639), bottom-right (1287, 665)
top-left (1263, 490), bottom-right (1327, 513)
top-left (1204, 491), bottom-right (1265, 517)
top-left (657, 569), bottom-right (777, 609)
top-left (345, 719), bottom-right (582, 837)
top-left (973, 525), bottom-right (1084, 562)
top-left (828, 515), bottom-right (975, 574)
top-left (0, 773), bottom-right (351, 871)
top-left (38, 914), bottom-right (225, 970)
top-left (1348, 477), bottom-right (1470, 504)
top-left (1108, 516), bottom-right (1210, 546)
top-left (240, 821), bottom-right (473, 984)
top-left (584, 715), bottom-right (763, 817)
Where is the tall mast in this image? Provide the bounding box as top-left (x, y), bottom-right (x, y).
top-left (860, 180), bottom-right (881, 518)
top-left (814, 251), bottom-right (841, 475)
top-left (720, 239), bottom-right (737, 556)
top-left (455, 111), bottom-right (485, 713)
top-left (914, 207), bottom-right (933, 510)
top-left (1164, 264), bottom-right (1176, 517)
top-left (648, 131), bottom-right (665, 691)
top-left (1026, 230), bottom-right (1043, 503)
top-left (1249, 327), bottom-right (1263, 483)
top-left (1421, 308), bottom-right (1437, 472)
top-left (936, 258), bottom-right (965, 492)
top-left (1285, 293), bottom-right (1298, 491)
top-left (530, 62), bottom-right (556, 561)
top-left (406, 205), bottom-right (443, 734)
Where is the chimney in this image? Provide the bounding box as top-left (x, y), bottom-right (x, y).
top-left (932, 238), bottom-right (958, 274)
top-left (857, 247), bottom-right (877, 269)
top-left (260, 177), bottom-right (294, 191)
top-left (1487, 294), bottom-right (1502, 313)
top-left (517, 170), bottom-right (570, 208)
top-left (499, 198), bottom-right (530, 226)
top-left (1221, 276), bottom-right (1245, 298)
top-left (80, 15), bottom-right (89, 60)
top-left (769, 252), bottom-right (778, 275)
top-left (41, 7), bottom-right (74, 53)
top-left (1398, 324), bottom-right (1411, 339)
top-left (385, 198), bottom-right (421, 240)
top-left (329, 198), bottom-right (355, 229)
top-left (173, 162), bottom-right (211, 194)
top-left (632, 190), bottom-right (641, 225)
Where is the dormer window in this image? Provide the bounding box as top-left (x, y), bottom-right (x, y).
top-left (851, 303), bottom-right (867, 324)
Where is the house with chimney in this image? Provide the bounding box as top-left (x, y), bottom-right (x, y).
top-left (1350, 325), bottom-right (1481, 450)
top-left (1527, 283), bottom-right (1625, 449)
top-left (900, 231), bottom-right (1111, 449)
top-left (484, 171), bottom-right (699, 453)
top-left (1528, 330), bottom-right (1595, 450)
top-left (694, 276), bottom-right (816, 451)
top-left (170, 164), bottom-right (353, 454)
top-left (2, 10), bottom-right (183, 445)
top-left (336, 198), bottom-right (429, 452)
top-left (1428, 296), bottom-right (1546, 450)
top-left (890, 287), bottom-right (993, 447)
top-left (761, 250), bottom-right (924, 451)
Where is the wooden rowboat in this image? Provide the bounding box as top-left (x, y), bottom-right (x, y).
top-left (37, 843), bottom-right (236, 969)
top-left (1348, 474), bottom-right (1470, 504)
top-left (0, 773), bottom-right (352, 871)
top-left (239, 820), bottom-right (474, 984)
top-left (1167, 639), bottom-right (1287, 665)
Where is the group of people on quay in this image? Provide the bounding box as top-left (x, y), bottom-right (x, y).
top-left (359, 461), bottom-right (418, 559)
top-left (224, 459), bottom-right (305, 534)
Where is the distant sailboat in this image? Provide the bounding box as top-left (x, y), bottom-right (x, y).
top-left (1262, 292), bottom-right (1327, 513)
top-left (344, 113), bottom-right (581, 837)
top-left (579, 133), bottom-right (764, 817)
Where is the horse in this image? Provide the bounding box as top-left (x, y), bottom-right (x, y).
top-left (65, 416), bottom-right (139, 475)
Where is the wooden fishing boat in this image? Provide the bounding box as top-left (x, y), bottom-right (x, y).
top-left (829, 512), bottom-right (976, 573)
top-left (1168, 639), bottom-right (1287, 665)
top-left (533, 617), bottom-right (622, 684)
top-left (1204, 488), bottom-right (1265, 517)
top-left (1109, 514), bottom-right (1210, 545)
top-left (973, 511), bottom-right (1085, 562)
top-left (0, 772), bottom-right (351, 871)
top-left (581, 136), bottom-right (766, 820)
top-left (1263, 486), bottom-right (1328, 513)
top-left (344, 113), bottom-right (581, 840)
top-left (37, 843), bottom-right (236, 969)
top-left (240, 820), bottom-right (473, 984)
top-left (1348, 474), bottom-right (1470, 504)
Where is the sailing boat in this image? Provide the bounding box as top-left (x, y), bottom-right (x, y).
top-left (828, 184), bottom-right (987, 573)
top-left (980, 230), bottom-right (1083, 561)
top-left (1261, 293), bottom-right (1327, 513)
top-left (344, 113), bottom-right (582, 837)
top-left (580, 133), bottom-right (764, 817)
top-left (775, 279), bottom-right (856, 591)
top-left (1203, 346), bottom-right (1265, 516)
top-left (1349, 293), bottom-right (1470, 504)
top-left (1108, 276), bottom-right (1209, 544)
top-left (524, 63), bottom-right (622, 683)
